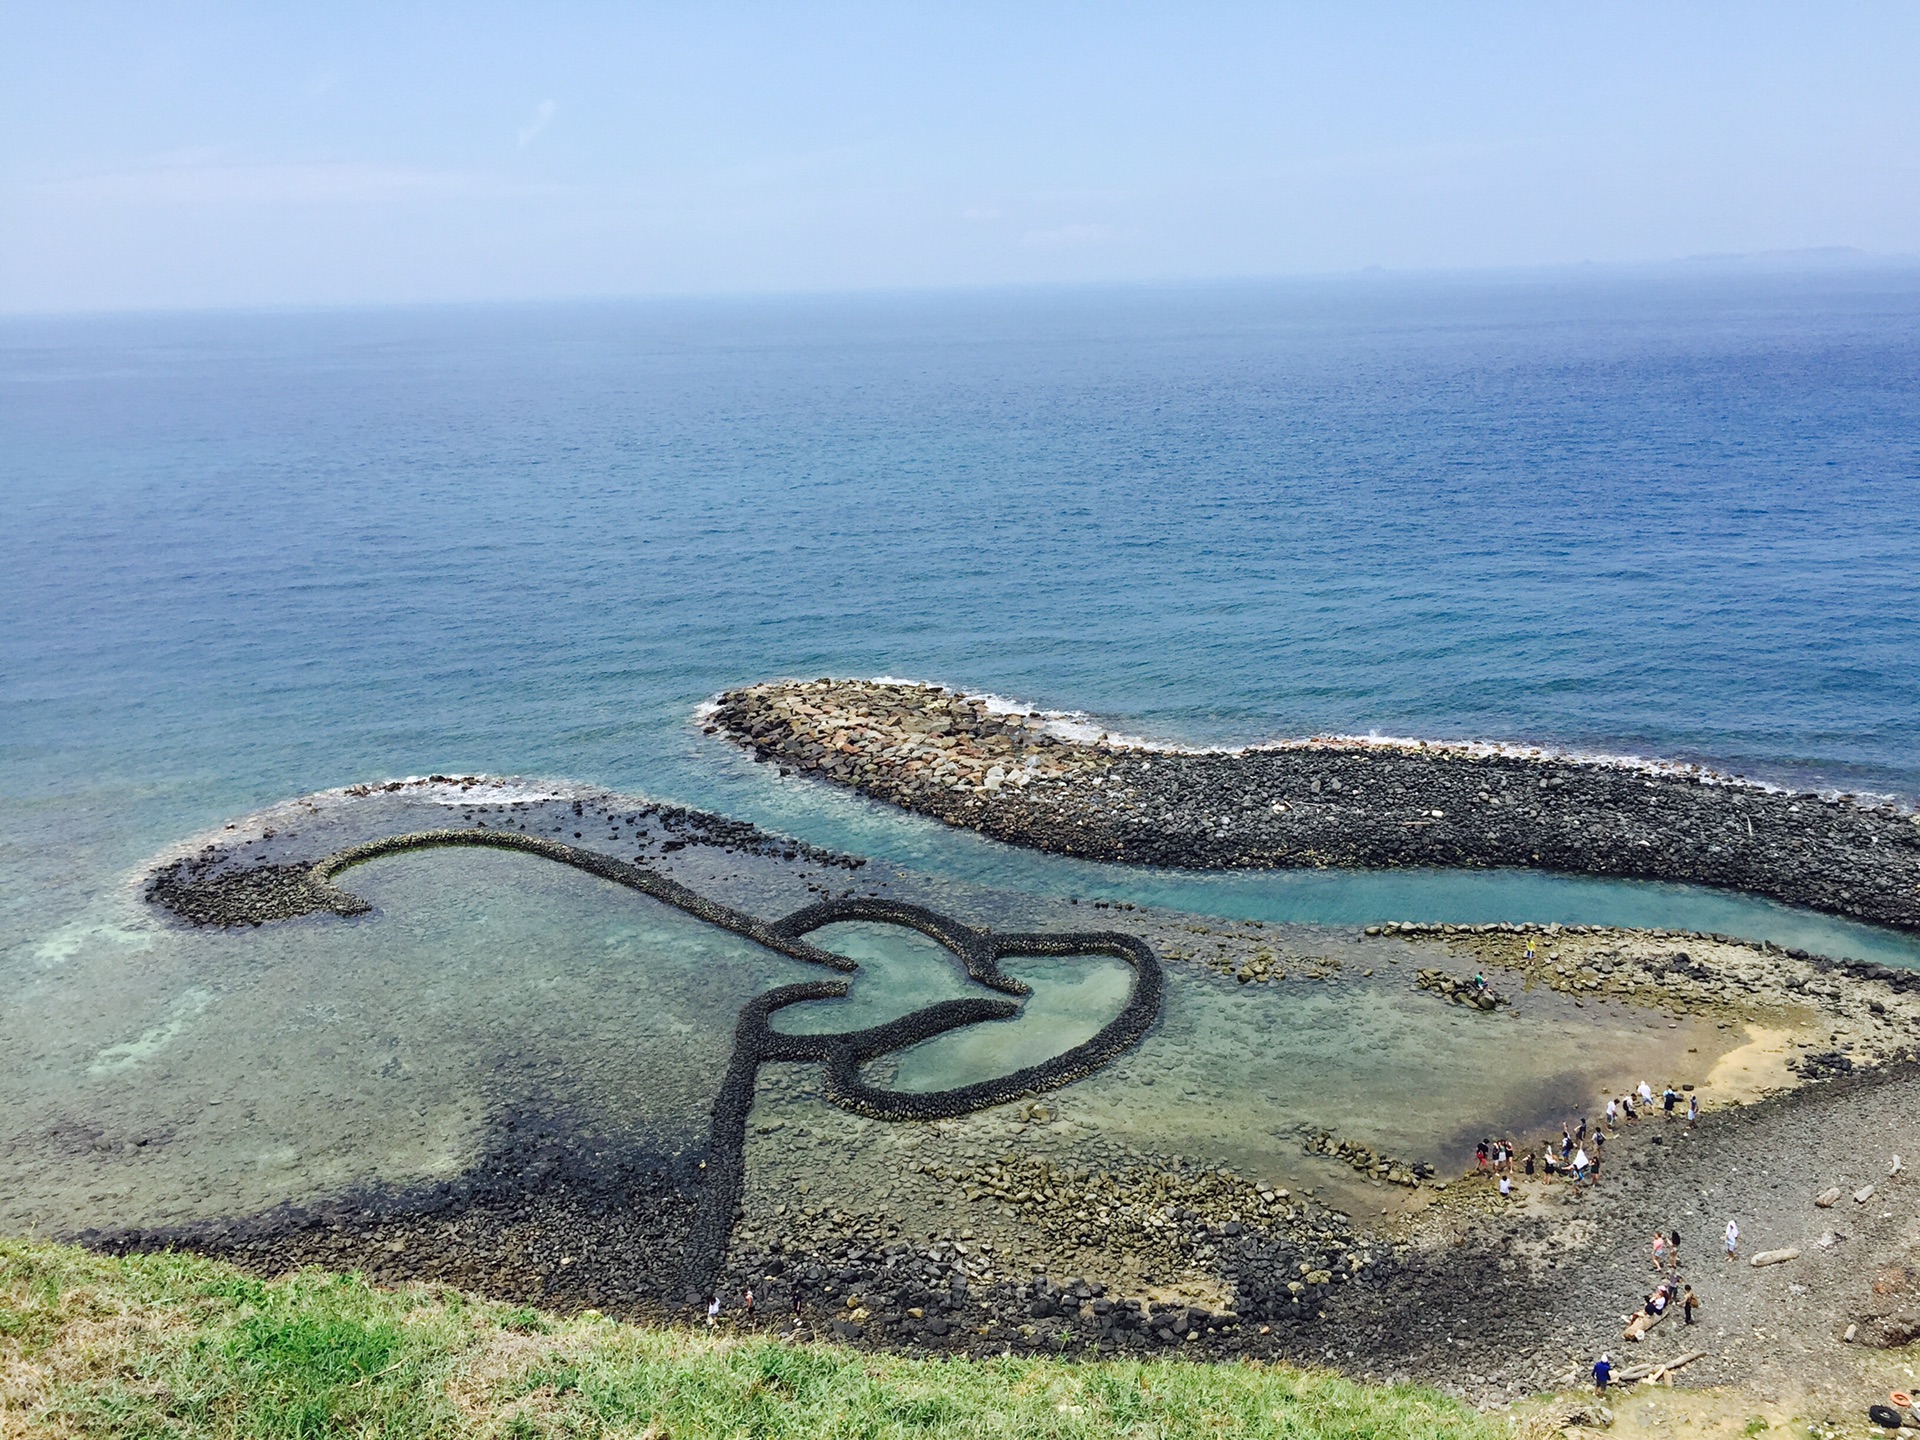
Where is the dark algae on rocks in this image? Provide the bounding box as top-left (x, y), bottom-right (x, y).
top-left (708, 679), bottom-right (1920, 930)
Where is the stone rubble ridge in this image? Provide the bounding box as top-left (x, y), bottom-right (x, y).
top-left (706, 678), bottom-right (1914, 812)
top-left (708, 678), bottom-right (1112, 798)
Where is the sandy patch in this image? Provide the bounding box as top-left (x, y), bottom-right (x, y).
top-left (1707, 1023), bottom-right (1805, 1105)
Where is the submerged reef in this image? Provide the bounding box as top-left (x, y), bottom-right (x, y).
top-left (707, 678), bottom-right (1920, 930)
top-left (143, 826), bottom-right (1161, 1301)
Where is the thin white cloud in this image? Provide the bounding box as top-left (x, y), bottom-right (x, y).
top-left (517, 99), bottom-right (557, 150)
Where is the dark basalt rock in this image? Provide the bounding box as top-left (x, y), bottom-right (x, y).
top-left (710, 680), bottom-right (1920, 933)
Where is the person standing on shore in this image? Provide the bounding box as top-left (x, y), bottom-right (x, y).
top-left (707, 1295), bottom-right (721, 1327)
top-left (1606, 1097), bottom-right (1618, 1130)
top-left (1725, 1218), bottom-right (1739, 1262)
top-left (1682, 1286), bottom-right (1699, 1325)
top-left (1687, 1093), bottom-right (1700, 1127)
top-left (1668, 1230), bottom-right (1681, 1273)
top-left (1663, 1085), bottom-right (1678, 1119)
top-left (1638, 1080), bottom-right (1655, 1108)
top-left (1652, 1231), bottom-right (1668, 1272)
top-left (1573, 1146), bottom-right (1590, 1185)
top-left (1594, 1354), bottom-right (1612, 1393)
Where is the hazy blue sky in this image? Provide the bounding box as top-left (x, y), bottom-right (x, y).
top-left (5, 4), bottom-right (1918, 311)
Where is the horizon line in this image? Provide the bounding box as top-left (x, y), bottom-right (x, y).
top-left (6, 246), bottom-right (1919, 323)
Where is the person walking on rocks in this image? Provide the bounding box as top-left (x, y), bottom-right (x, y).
top-left (1687, 1093), bottom-right (1699, 1127)
top-left (1606, 1097), bottom-right (1618, 1130)
top-left (1682, 1285), bottom-right (1699, 1325)
top-left (1724, 1218), bottom-right (1739, 1263)
top-left (1476, 1139), bottom-right (1489, 1171)
top-left (1651, 1230), bottom-right (1668, 1273)
top-left (1573, 1146), bottom-right (1590, 1185)
top-left (1663, 1085), bottom-right (1678, 1119)
top-left (1622, 1093), bottom-right (1637, 1124)
top-left (1638, 1080), bottom-right (1655, 1108)
top-left (1594, 1353), bottom-right (1612, 1393)
top-left (1668, 1230), bottom-right (1681, 1274)
top-left (743, 1286), bottom-right (754, 1319)
top-left (707, 1295), bottom-right (721, 1327)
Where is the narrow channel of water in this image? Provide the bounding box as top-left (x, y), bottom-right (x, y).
top-left (699, 746), bottom-right (1920, 970)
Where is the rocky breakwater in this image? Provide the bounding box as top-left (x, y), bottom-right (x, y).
top-left (708, 679), bottom-right (1920, 930)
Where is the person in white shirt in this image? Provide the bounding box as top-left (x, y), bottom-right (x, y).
top-left (1724, 1218), bottom-right (1739, 1262)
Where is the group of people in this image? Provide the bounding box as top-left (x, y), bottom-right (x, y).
top-left (1625, 1229), bottom-right (1700, 1339)
top-left (1605, 1081), bottom-right (1700, 1129)
top-left (1473, 1077), bottom-right (1701, 1199)
top-left (1592, 1210), bottom-right (1750, 1396)
top-left (1593, 1227), bottom-right (1709, 1390)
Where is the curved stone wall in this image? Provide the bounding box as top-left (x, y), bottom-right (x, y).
top-left (147, 827), bottom-right (1164, 1302)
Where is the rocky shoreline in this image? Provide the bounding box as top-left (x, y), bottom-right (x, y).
top-left (99, 776), bottom-right (1920, 1411)
top-left (706, 679), bottom-right (1920, 930)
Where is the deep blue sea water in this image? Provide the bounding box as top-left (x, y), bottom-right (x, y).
top-left (5, 267), bottom-right (1920, 963)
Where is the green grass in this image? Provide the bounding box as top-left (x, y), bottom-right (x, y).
top-left (0, 1237), bottom-right (1512, 1438)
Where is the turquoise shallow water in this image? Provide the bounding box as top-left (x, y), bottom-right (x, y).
top-left (5, 272), bottom-right (1920, 1233)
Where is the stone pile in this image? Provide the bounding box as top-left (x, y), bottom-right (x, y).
top-left (709, 679), bottom-right (1106, 798)
top-left (1413, 968), bottom-right (1506, 1010)
top-left (1302, 1131), bottom-right (1436, 1188)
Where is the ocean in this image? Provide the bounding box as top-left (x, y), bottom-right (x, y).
top-left (7, 265), bottom-right (1920, 1238)
top-left (6, 266), bottom-right (1919, 930)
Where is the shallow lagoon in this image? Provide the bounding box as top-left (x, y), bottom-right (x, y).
top-left (0, 782), bottom-right (1871, 1248)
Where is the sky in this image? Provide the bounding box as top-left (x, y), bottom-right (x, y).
top-left (4, 3), bottom-right (1919, 312)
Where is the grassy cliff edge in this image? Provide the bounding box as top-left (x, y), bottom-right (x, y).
top-left (1, 1238), bottom-right (1508, 1439)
